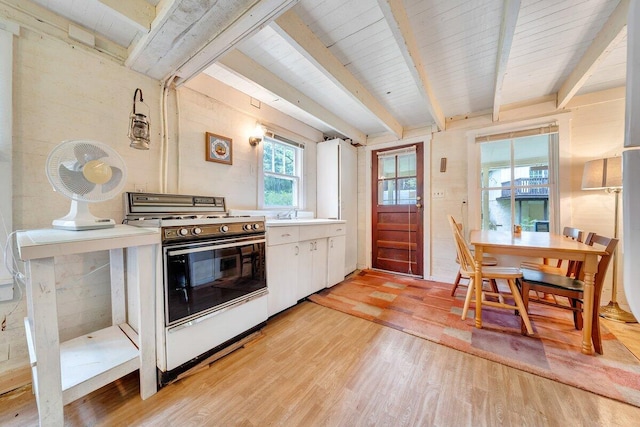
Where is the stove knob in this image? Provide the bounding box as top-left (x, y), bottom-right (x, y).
top-left (193, 227), bottom-right (202, 235)
top-left (178, 228), bottom-right (189, 236)
top-left (243, 224), bottom-right (252, 231)
top-left (220, 225), bottom-right (229, 233)
top-left (252, 223), bottom-right (261, 230)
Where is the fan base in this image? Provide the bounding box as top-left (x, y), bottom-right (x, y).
top-left (52, 218), bottom-right (115, 231)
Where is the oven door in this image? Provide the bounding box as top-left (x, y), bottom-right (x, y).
top-left (163, 235), bottom-right (266, 326)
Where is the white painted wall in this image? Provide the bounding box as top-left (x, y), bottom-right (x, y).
top-left (1, 23), bottom-right (321, 377)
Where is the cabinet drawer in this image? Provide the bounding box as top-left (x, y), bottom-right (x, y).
top-left (267, 226), bottom-right (299, 246)
top-left (298, 224), bottom-right (330, 241)
top-left (326, 224), bottom-right (346, 237)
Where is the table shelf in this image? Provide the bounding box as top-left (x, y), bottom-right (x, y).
top-left (17, 225), bottom-right (161, 426)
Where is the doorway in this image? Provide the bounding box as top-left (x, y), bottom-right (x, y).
top-left (371, 143), bottom-right (424, 276)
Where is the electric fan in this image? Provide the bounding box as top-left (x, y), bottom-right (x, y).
top-left (46, 140), bottom-right (127, 230)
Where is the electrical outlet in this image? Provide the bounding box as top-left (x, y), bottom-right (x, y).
top-left (432, 190), bottom-right (445, 199)
top-left (134, 183), bottom-right (147, 193)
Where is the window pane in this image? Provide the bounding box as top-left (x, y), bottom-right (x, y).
top-left (378, 179), bottom-right (396, 205)
top-left (284, 146), bottom-right (295, 176)
top-left (397, 178), bottom-right (416, 204)
top-left (518, 200), bottom-right (549, 231)
top-left (263, 141), bottom-right (274, 173)
top-left (264, 175), bottom-right (295, 207)
top-left (274, 143), bottom-right (285, 174)
top-left (480, 140), bottom-right (510, 189)
top-left (481, 189), bottom-right (511, 231)
top-left (379, 157), bottom-right (396, 179)
top-left (397, 153), bottom-right (416, 177)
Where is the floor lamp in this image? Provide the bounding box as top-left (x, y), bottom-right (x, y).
top-left (582, 157), bottom-right (637, 323)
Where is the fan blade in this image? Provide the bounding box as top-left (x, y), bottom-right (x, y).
top-left (74, 143), bottom-right (108, 166)
top-left (59, 163), bottom-right (96, 195)
top-left (101, 166), bottom-right (123, 193)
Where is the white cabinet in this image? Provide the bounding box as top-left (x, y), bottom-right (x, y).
top-left (297, 238), bottom-right (327, 300)
top-left (317, 138), bottom-right (358, 276)
top-left (266, 221), bottom-right (346, 316)
top-left (327, 235), bottom-right (346, 287)
top-left (267, 242), bottom-right (299, 316)
top-left (16, 225), bottom-right (160, 426)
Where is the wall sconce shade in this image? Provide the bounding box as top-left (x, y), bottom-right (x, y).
top-left (249, 123), bottom-right (265, 146)
top-left (128, 88), bottom-right (150, 150)
top-left (581, 156), bottom-right (622, 190)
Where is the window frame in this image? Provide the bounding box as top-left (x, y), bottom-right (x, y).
top-left (478, 134), bottom-right (556, 232)
top-left (259, 135), bottom-right (304, 209)
top-left (466, 114), bottom-right (572, 235)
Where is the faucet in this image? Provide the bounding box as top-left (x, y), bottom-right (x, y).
top-left (276, 209), bottom-right (298, 219)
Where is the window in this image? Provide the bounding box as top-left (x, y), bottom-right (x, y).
top-left (377, 146), bottom-right (417, 205)
top-left (262, 136), bottom-right (303, 208)
top-left (478, 132), bottom-right (557, 232)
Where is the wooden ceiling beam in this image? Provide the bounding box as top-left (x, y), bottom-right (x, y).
top-left (492, 0), bottom-right (520, 121)
top-left (273, 9), bottom-right (403, 138)
top-left (557, 0), bottom-right (628, 109)
top-left (377, 0), bottom-right (445, 131)
top-left (219, 50), bottom-right (367, 143)
top-left (97, 0), bottom-right (155, 32)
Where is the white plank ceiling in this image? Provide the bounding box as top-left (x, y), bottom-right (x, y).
top-left (17, 0), bottom-right (629, 142)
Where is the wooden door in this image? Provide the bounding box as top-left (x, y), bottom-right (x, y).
top-left (372, 143), bottom-right (424, 276)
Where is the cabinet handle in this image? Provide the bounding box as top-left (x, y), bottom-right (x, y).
top-left (336, 228), bottom-right (343, 232)
top-left (295, 245), bottom-right (299, 255)
top-left (330, 239), bottom-right (334, 248)
top-left (282, 233), bottom-right (291, 237)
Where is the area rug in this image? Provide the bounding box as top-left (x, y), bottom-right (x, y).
top-left (308, 269), bottom-right (640, 407)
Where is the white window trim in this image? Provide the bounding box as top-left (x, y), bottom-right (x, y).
top-left (0, 19), bottom-right (18, 294)
top-left (466, 113), bottom-right (572, 234)
top-left (258, 135), bottom-right (304, 210)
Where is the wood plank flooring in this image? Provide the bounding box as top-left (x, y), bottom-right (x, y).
top-left (2, 300), bottom-right (640, 426)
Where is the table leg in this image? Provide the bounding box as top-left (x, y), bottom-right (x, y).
top-left (581, 254), bottom-right (598, 355)
top-left (474, 245), bottom-right (484, 328)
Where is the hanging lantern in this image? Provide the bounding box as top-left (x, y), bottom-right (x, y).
top-left (128, 88), bottom-right (150, 150)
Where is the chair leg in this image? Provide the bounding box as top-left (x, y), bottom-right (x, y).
top-left (451, 270), bottom-right (462, 296)
top-left (519, 280), bottom-right (532, 335)
top-left (592, 311), bottom-right (603, 355)
top-left (508, 279), bottom-right (533, 335)
top-left (461, 277), bottom-right (475, 320)
top-left (570, 299), bottom-right (584, 330)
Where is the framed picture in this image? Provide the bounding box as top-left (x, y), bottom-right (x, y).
top-left (205, 132), bottom-right (233, 165)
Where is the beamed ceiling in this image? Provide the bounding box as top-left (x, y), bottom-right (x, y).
top-left (9, 0), bottom-right (629, 143)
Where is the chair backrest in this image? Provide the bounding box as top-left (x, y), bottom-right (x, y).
top-left (562, 226), bottom-right (583, 242)
top-left (580, 233), bottom-right (618, 295)
top-left (447, 215), bottom-right (476, 276)
top-left (561, 226), bottom-right (584, 276)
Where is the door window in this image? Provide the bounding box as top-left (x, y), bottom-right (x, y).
top-left (377, 147), bottom-right (417, 205)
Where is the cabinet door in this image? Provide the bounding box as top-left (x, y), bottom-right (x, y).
top-left (311, 238), bottom-right (328, 293)
top-left (267, 243), bottom-right (299, 316)
top-left (327, 235), bottom-right (346, 287)
top-left (296, 240), bottom-right (315, 300)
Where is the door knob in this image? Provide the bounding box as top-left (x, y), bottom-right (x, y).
top-left (416, 196), bottom-right (422, 201)
top-left (416, 203), bottom-right (422, 209)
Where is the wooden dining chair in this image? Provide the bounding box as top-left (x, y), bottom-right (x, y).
top-left (449, 216), bottom-right (499, 296)
top-left (520, 226), bottom-right (584, 277)
top-left (447, 215), bottom-right (533, 335)
top-left (519, 233), bottom-right (618, 354)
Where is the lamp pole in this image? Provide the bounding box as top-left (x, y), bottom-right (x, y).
top-left (599, 188), bottom-right (637, 322)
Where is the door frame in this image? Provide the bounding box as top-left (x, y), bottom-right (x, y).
top-left (363, 137), bottom-right (431, 279)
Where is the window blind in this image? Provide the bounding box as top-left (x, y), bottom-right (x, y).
top-left (376, 145), bottom-right (416, 159)
top-left (475, 125), bottom-right (559, 143)
top-left (265, 132), bottom-right (305, 149)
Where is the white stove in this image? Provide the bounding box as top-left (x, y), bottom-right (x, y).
top-left (123, 192), bottom-right (268, 387)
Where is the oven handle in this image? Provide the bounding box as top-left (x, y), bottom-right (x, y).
top-left (167, 238), bottom-right (266, 256)
top-left (167, 288), bottom-right (268, 333)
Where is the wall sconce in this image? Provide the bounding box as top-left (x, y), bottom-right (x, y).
top-left (128, 88), bottom-right (150, 150)
top-left (249, 123), bottom-right (265, 146)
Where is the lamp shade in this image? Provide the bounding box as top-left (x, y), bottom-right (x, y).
top-left (581, 157), bottom-right (622, 190)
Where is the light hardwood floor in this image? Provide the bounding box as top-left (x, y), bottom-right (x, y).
top-left (2, 300), bottom-right (640, 426)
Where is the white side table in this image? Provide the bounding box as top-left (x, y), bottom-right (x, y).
top-left (17, 225), bottom-right (160, 426)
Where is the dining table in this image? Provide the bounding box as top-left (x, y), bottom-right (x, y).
top-left (469, 229), bottom-right (608, 355)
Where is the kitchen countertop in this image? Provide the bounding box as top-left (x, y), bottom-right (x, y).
top-left (265, 218), bottom-right (346, 227)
